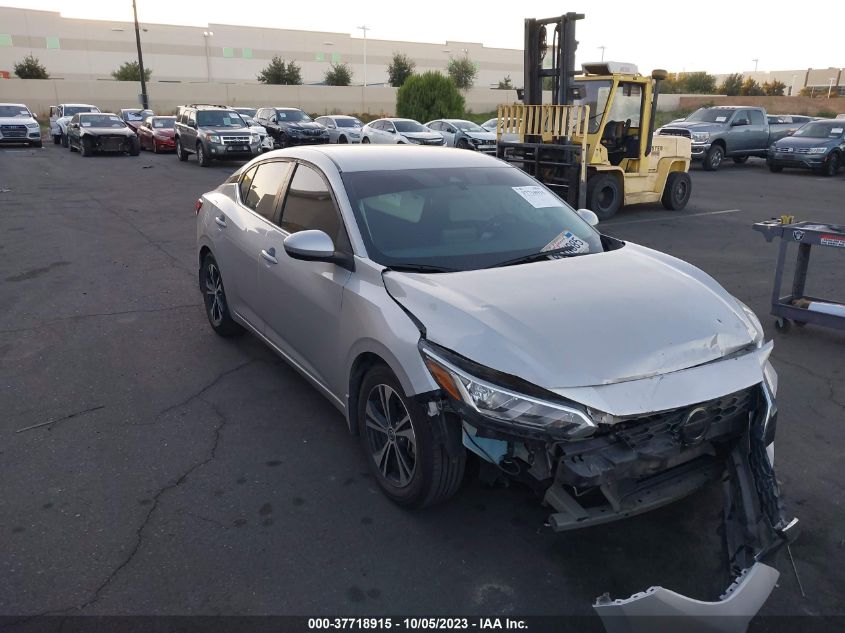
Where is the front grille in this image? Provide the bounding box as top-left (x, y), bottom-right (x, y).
top-left (657, 127), bottom-right (691, 138)
top-left (96, 135), bottom-right (127, 151)
top-left (1, 124), bottom-right (28, 138)
top-left (303, 129), bottom-right (323, 136)
top-left (599, 386), bottom-right (758, 447)
top-left (221, 135), bottom-right (251, 145)
top-left (422, 139), bottom-right (444, 145)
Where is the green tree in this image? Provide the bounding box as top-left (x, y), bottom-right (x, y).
top-left (13, 54), bottom-right (49, 79)
top-left (257, 56), bottom-right (302, 85)
top-left (683, 71), bottom-right (717, 94)
top-left (763, 79), bottom-right (786, 96)
top-left (387, 52), bottom-right (415, 88)
top-left (396, 71), bottom-right (465, 122)
top-left (324, 62), bottom-right (353, 87)
top-left (497, 75), bottom-right (514, 90)
top-left (740, 77), bottom-right (764, 96)
top-left (447, 55), bottom-right (477, 90)
top-left (111, 60), bottom-right (152, 82)
top-left (718, 73), bottom-right (744, 96)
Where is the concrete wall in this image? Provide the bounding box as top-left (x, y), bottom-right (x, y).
top-left (678, 95), bottom-right (845, 116)
top-left (0, 78), bottom-right (522, 118)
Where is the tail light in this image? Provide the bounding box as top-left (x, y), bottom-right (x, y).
top-left (195, 198), bottom-right (203, 214)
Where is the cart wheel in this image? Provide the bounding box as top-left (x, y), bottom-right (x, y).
top-left (774, 317), bottom-right (792, 333)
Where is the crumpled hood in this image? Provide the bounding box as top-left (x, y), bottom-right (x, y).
top-left (82, 126), bottom-right (135, 136)
top-left (465, 131), bottom-right (497, 142)
top-left (383, 243), bottom-right (759, 389)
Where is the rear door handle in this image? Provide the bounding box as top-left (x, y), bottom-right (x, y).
top-left (260, 248), bottom-right (278, 265)
top-left (215, 215), bottom-right (227, 228)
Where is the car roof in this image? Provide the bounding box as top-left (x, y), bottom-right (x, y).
top-left (327, 114), bottom-right (357, 119)
top-left (278, 145), bottom-right (505, 173)
top-left (80, 112), bottom-right (117, 116)
top-left (273, 107), bottom-right (305, 111)
top-left (0, 102), bottom-right (28, 108)
top-left (61, 103), bottom-right (97, 108)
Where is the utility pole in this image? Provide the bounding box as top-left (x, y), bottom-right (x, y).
top-left (598, 45), bottom-right (606, 62)
top-left (752, 58), bottom-right (759, 72)
top-left (357, 25), bottom-right (369, 87)
top-left (132, 0), bottom-right (148, 109)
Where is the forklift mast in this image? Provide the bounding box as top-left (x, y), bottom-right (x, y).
top-left (522, 12), bottom-right (584, 107)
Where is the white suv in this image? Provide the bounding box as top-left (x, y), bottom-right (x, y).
top-left (49, 103), bottom-right (100, 146)
top-left (0, 103), bottom-right (42, 148)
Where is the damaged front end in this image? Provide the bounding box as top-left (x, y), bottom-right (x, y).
top-left (419, 340), bottom-right (798, 633)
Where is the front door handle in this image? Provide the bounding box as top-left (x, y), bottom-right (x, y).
top-left (260, 248), bottom-right (278, 265)
top-left (215, 215), bottom-right (227, 228)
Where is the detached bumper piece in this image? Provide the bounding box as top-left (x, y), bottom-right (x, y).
top-left (591, 389), bottom-right (798, 633)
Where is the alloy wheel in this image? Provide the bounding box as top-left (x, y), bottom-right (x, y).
top-left (364, 384), bottom-right (417, 488)
top-left (204, 262), bottom-right (225, 327)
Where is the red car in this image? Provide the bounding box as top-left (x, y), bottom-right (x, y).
top-left (137, 115), bottom-right (176, 153)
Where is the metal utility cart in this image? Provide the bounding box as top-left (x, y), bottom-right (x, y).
top-left (753, 217), bottom-right (845, 332)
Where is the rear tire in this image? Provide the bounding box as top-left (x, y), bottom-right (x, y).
top-left (362, 137), bottom-right (371, 144)
top-left (176, 138), bottom-right (188, 161)
top-left (703, 144), bottom-right (724, 171)
top-left (80, 138), bottom-right (92, 157)
top-left (338, 135), bottom-right (348, 144)
top-left (53, 134), bottom-right (61, 145)
top-left (129, 139), bottom-right (140, 156)
top-left (661, 172), bottom-right (692, 210)
top-left (587, 173), bottom-right (623, 221)
top-left (61, 133), bottom-right (69, 148)
top-left (200, 253), bottom-right (244, 337)
top-left (358, 365), bottom-right (465, 509)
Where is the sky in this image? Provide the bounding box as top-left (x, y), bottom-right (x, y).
top-left (4, 0), bottom-right (844, 75)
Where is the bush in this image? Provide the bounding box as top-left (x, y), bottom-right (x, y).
top-left (447, 55), bottom-right (477, 90)
top-left (718, 73), bottom-right (743, 96)
top-left (14, 54), bottom-right (49, 79)
top-left (763, 80), bottom-right (786, 96)
top-left (325, 62), bottom-right (353, 87)
top-left (387, 53), bottom-right (415, 88)
top-left (111, 61), bottom-right (151, 82)
top-left (257, 56), bottom-right (302, 85)
top-left (497, 75), bottom-right (514, 90)
top-left (396, 71), bottom-right (465, 122)
top-left (740, 77), bottom-right (764, 96)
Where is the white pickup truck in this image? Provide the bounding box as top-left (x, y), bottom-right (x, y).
top-left (49, 103), bottom-right (100, 146)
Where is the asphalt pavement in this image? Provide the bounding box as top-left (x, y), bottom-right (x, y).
top-left (1, 144), bottom-right (843, 629)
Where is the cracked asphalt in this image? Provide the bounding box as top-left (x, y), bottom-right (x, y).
top-left (1, 144), bottom-right (843, 629)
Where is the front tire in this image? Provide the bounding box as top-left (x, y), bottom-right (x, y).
top-left (587, 173), bottom-right (623, 221)
top-left (129, 139), bottom-right (140, 156)
top-left (661, 172), bottom-right (692, 210)
top-left (362, 137), bottom-right (371, 144)
top-left (822, 152), bottom-right (840, 177)
top-left (703, 144), bottom-right (724, 171)
top-left (338, 135), bottom-right (348, 144)
top-left (31, 140), bottom-right (43, 148)
top-left (61, 133), bottom-right (69, 148)
top-left (457, 139), bottom-right (471, 150)
top-left (79, 137), bottom-right (92, 157)
top-left (53, 134), bottom-right (61, 145)
top-left (200, 253), bottom-right (243, 337)
top-left (358, 365), bottom-right (465, 509)
top-left (196, 143), bottom-right (210, 167)
top-left (176, 138), bottom-right (189, 161)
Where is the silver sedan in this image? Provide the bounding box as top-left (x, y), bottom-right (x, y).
top-left (315, 115), bottom-right (364, 144)
top-left (196, 145), bottom-right (789, 624)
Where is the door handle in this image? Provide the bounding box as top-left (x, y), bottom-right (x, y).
top-left (260, 248), bottom-right (278, 265)
top-left (215, 215), bottom-right (227, 228)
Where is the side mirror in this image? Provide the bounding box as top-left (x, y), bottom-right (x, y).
top-left (283, 230), bottom-right (353, 270)
top-left (577, 208), bottom-right (599, 227)
top-left (731, 119), bottom-right (748, 127)
top-left (387, 128), bottom-right (395, 134)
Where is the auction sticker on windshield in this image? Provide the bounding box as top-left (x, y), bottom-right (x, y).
top-left (542, 230), bottom-right (589, 255)
top-left (512, 185), bottom-right (561, 209)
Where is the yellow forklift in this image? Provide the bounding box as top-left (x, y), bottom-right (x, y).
top-left (496, 13), bottom-right (692, 220)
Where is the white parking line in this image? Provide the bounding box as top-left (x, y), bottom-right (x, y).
top-left (607, 209), bottom-right (742, 227)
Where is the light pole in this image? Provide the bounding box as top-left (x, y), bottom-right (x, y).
top-left (752, 58), bottom-right (759, 72)
top-left (828, 77), bottom-right (836, 98)
top-left (598, 45), bottom-right (606, 62)
top-left (131, 0), bottom-right (148, 109)
top-left (791, 74), bottom-right (797, 96)
top-left (202, 31), bottom-right (214, 82)
top-left (357, 25), bottom-right (369, 87)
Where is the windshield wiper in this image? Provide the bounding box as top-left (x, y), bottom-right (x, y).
top-left (488, 246), bottom-right (585, 269)
top-left (386, 264), bottom-right (456, 274)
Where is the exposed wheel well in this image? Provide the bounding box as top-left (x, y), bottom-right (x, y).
top-left (199, 245), bottom-right (211, 269)
top-left (347, 352), bottom-right (389, 435)
top-left (711, 138), bottom-right (726, 150)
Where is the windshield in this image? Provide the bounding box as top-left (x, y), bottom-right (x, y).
top-left (124, 110), bottom-right (152, 121)
top-left (276, 110), bottom-right (311, 122)
top-left (342, 167), bottom-right (605, 271)
top-left (197, 111), bottom-right (246, 127)
top-left (0, 105), bottom-right (31, 117)
top-left (394, 120), bottom-right (427, 133)
top-left (454, 120), bottom-right (486, 132)
top-left (152, 117), bottom-right (175, 129)
top-left (481, 119), bottom-right (497, 129)
top-left (64, 106), bottom-right (99, 116)
top-left (686, 108), bottom-right (736, 123)
top-left (337, 118), bottom-right (362, 128)
top-left (234, 108), bottom-right (257, 118)
top-left (80, 115), bottom-right (125, 128)
top-left (793, 122), bottom-right (845, 139)
top-left (571, 80), bottom-right (612, 133)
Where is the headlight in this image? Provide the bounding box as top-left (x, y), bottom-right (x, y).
top-left (206, 134), bottom-right (220, 143)
top-left (736, 299), bottom-right (764, 347)
top-left (26, 122), bottom-right (40, 129)
top-left (807, 147), bottom-right (827, 154)
top-left (691, 131), bottom-right (710, 143)
top-left (420, 343), bottom-right (596, 438)
top-left (250, 134), bottom-right (259, 143)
